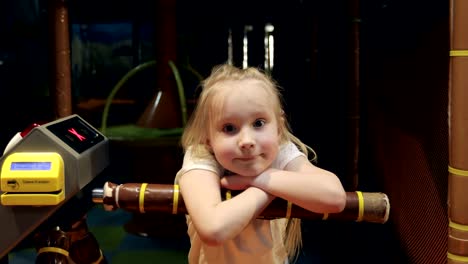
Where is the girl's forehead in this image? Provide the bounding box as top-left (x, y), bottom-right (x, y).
top-left (209, 82), bottom-right (275, 123)
top-left (211, 83), bottom-right (270, 110)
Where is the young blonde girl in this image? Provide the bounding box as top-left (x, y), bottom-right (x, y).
top-left (175, 64), bottom-right (346, 263)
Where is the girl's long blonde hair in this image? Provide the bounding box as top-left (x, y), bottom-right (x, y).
top-left (181, 64), bottom-right (316, 262)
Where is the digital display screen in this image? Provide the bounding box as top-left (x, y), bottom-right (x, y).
top-left (11, 162), bottom-right (52, 171)
top-left (46, 116), bottom-right (105, 153)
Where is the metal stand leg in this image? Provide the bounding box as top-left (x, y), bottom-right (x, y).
top-left (34, 226), bottom-right (70, 264)
top-left (67, 215), bottom-right (107, 264)
top-left (34, 215), bottom-right (107, 264)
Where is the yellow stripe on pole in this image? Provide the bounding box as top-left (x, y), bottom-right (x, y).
top-left (37, 247), bottom-right (69, 257)
top-left (172, 185), bottom-right (179, 214)
top-left (449, 166), bottom-right (468, 176)
top-left (448, 252), bottom-right (468, 262)
top-left (450, 50), bottom-right (468, 56)
top-left (356, 191), bottom-right (364, 222)
top-left (139, 183), bottom-right (148, 213)
top-left (322, 213), bottom-right (329, 220)
top-left (449, 220), bottom-right (468, 231)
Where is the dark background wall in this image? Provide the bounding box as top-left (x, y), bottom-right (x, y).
top-left (0, 0), bottom-right (450, 263)
top-left (0, 0), bottom-right (351, 174)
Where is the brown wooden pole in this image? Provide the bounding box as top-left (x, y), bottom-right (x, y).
top-left (93, 182), bottom-right (390, 224)
top-left (448, 0), bottom-right (468, 262)
top-left (34, 227), bottom-right (70, 264)
top-left (49, 0), bottom-right (72, 118)
top-left (137, 0), bottom-right (182, 129)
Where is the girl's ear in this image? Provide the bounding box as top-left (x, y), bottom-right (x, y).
top-left (278, 122), bottom-right (284, 139)
top-left (278, 111), bottom-right (286, 137)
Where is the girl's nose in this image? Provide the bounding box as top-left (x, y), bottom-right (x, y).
top-left (238, 129), bottom-right (255, 149)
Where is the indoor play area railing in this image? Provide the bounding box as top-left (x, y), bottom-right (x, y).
top-left (92, 181), bottom-right (390, 224)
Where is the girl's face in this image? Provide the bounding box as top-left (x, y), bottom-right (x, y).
top-left (208, 79), bottom-right (280, 177)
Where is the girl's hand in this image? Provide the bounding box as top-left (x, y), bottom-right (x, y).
top-left (220, 174), bottom-right (255, 190)
top-left (220, 168), bottom-right (273, 190)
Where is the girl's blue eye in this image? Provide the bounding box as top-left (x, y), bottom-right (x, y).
top-left (253, 119), bottom-right (266, 128)
top-left (222, 124), bottom-right (236, 133)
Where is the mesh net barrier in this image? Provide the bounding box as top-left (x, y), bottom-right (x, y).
top-left (362, 43), bottom-right (448, 263)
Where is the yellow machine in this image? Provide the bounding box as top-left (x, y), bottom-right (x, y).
top-left (0, 152), bottom-right (65, 206)
top-left (0, 114), bottom-right (109, 259)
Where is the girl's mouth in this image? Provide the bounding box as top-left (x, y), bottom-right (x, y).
top-left (237, 156), bottom-right (255, 161)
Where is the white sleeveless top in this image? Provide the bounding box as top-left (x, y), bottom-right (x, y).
top-left (175, 142), bottom-right (305, 264)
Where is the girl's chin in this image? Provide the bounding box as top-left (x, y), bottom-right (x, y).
top-left (237, 173), bottom-right (258, 177)
top-left (230, 168), bottom-right (267, 177)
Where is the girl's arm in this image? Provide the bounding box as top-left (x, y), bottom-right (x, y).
top-left (178, 169), bottom-right (274, 246)
top-left (221, 156), bottom-right (347, 214)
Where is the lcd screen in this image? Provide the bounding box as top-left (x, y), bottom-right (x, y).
top-left (46, 116), bottom-right (105, 154)
top-left (10, 162), bottom-right (52, 171)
